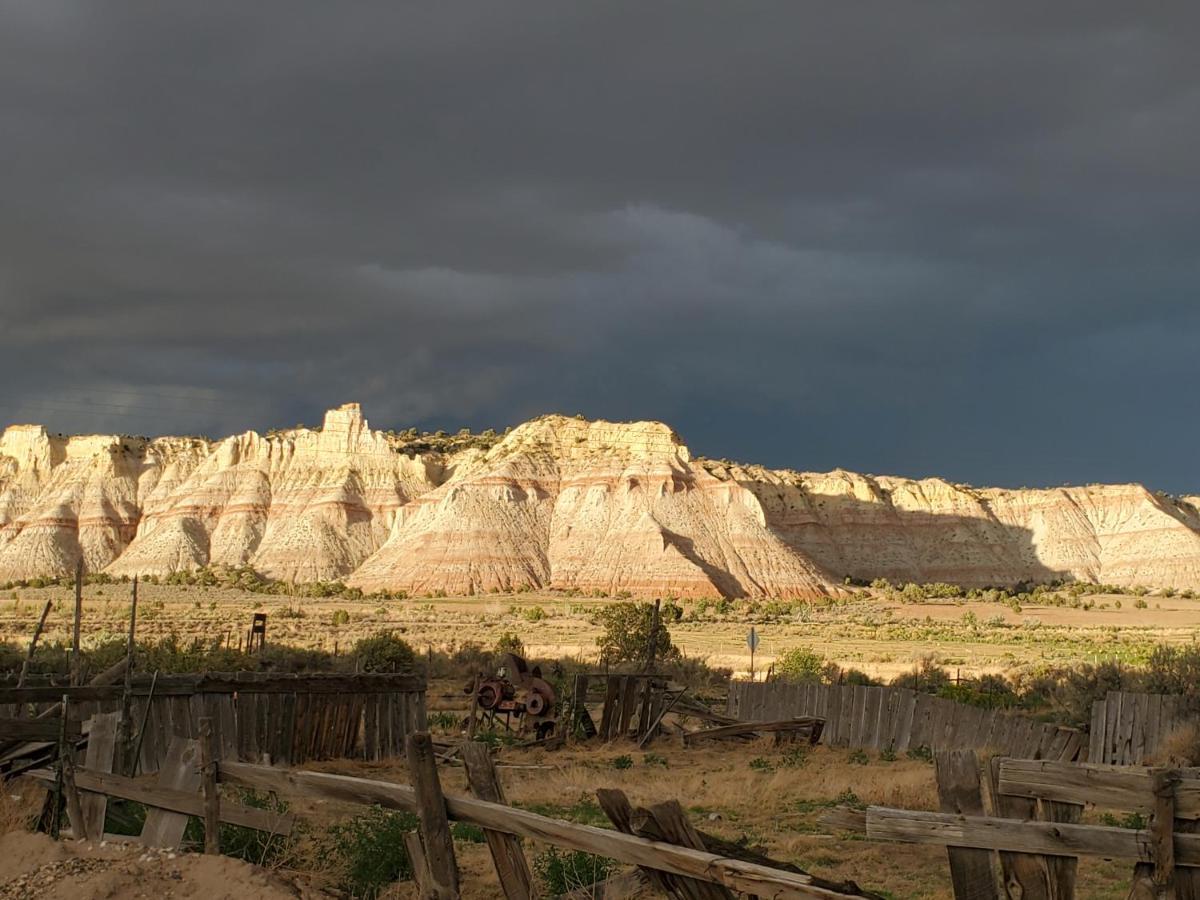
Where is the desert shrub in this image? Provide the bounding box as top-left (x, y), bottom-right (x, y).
top-left (775, 647), bottom-right (826, 682)
top-left (594, 602), bottom-right (676, 666)
top-left (353, 632), bottom-right (416, 673)
top-left (534, 848), bottom-right (615, 896)
top-left (331, 609), bottom-right (350, 626)
top-left (494, 631), bottom-right (525, 657)
top-left (325, 806), bottom-right (419, 898)
top-left (1149, 721), bottom-right (1200, 767)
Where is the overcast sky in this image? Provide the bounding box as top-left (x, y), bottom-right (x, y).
top-left (2, 3), bottom-right (1198, 491)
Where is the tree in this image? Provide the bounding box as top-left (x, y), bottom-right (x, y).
top-left (775, 647), bottom-right (826, 682)
top-left (594, 602), bottom-right (676, 666)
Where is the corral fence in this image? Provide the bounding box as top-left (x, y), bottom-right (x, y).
top-left (0, 672), bottom-right (426, 773)
top-left (1089, 689), bottom-right (1200, 765)
top-left (727, 681), bottom-right (1083, 761)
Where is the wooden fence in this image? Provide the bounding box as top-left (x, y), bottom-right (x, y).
top-left (828, 752), bottom-right (1200, 899)
top-left (0, 672), bottom-right (426, 773)
top-left (727, 682), bottom-right (1083, 761)
top-left (1089, 690), bottom-right (1200, 765)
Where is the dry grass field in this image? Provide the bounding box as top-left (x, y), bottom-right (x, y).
top-left (2, 581), bottom-right (1198, 681)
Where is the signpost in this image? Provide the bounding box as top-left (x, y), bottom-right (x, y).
top-left (747, 627), bottom-right (760, 682)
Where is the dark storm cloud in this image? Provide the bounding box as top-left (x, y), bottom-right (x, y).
top-left (2, 2), bottom-right (1198, 490)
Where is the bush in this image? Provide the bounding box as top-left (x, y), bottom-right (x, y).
top-left (353, 632), bottom-right (416, 673)
top-left (494, 631), bottom-right (525, 657)
top-left (534, 848), bottom-right (615, 895)
top-left (331, 609), bottom-right (350, 626)
top-left (594, 602), bottom-right (677, 666)
top-left (326, 806), bottom-right (419, 897)
top-left (775, 647), bottom-right (825, 682)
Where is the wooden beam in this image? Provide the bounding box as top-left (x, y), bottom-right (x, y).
top-left (27, 766), bottom-right (292, 835)
top-left (140, 737), bottom-right (201, 849)
top-left (460, 742), bottom-right (537, 900)
top-left (80, 712), bottom-right (121, 841)
top-left (933, 751), bottom-right (999, 900)
top-left (200, 718), bottom-right (220, 854)
top-left (16, 599), bottom-right (52, 689)
top-left (0, 672), bottom-right (427, 703)
top-left (682, 717), bottom-right (824, 746)
top-left (1152, 770), bottom-right (1180, 896)
top-left (999, 759), bottom-right (1200, 820)
top-left (866, 807), bottom-right (1200, 866)
top-left (405, 831), bottom-right (431, 895)
top-left (406, 732), bottom-right (460, 899)
top-left (218, 762), bottom-right (877, 899)
top-left (0, 718), bottom-right (81, 741)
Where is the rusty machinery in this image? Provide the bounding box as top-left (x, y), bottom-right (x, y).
top-left (465, 653), bottom-right (557, 739)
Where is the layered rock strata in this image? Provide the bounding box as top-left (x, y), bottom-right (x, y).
top-left (3, 404), bottom-right (1200, 597)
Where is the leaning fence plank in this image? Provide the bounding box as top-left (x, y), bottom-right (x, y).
top-left (406, 732), bottom-right (460, 899)
top-left (461, 742), bottom-right (537, 900)
top-left (220, 763), bottom-right (876, 899)
top-left (80, 711), bottom-right (121, 841)
top-left (934, 751), bottom-right (999, 900)
top-left (140, 737), bottom-right (202, 849)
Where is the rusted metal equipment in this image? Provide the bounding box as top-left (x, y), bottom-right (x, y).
top-left (465, 654), bottom-right (557, 739)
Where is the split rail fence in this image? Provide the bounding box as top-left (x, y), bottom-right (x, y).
top-left (827, 750), bottom-right (1200, 899)
top-left (0, 672), bottom-right (426, 774)
top-left (728, 682), bottom-right (1084, 761)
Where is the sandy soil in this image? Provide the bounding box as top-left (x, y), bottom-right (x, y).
top-left (0, 831), bottom-right (327, 900)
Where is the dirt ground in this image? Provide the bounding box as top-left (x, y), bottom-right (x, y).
top-left (0, 830), bottom-right (327, 900)
top-left (2, 582), bottom-right (1197, 680)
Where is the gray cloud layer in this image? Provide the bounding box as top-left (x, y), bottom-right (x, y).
top-left (2, 3), bottom-right (1198, 490)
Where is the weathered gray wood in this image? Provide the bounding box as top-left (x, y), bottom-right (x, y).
top-left (406, 732), bottom-right (460, 899)
top-left (0, 717), bottom-right (80, 740)
top-left (140, 737), bottom-right (201, 848)
top-left (632, 800), bottom-right (735, 899)
top-left (26, 766), bottom-right (294, 835)
top-left (405, 831), bottom-right (432, 895)
top-left (866, 806), bottom-right (1200, 866)
top-left (683, 717), bottom-right (823, 746)
top-left (200, 717), bottom-right (220, 854)
top-left (220, 763), bottom-right (877, 899)
top-left (934, 751), bottom-right (1000, 900)
top-left (80, 711), bottom-right (121, 841)
top-left (460, 742), bottom-right (537, 900)
top-left (999, 759), bottom-right (1200, 820)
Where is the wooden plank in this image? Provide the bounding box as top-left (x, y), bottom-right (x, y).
top-left (683, 718), bottom-right (824, 746)
top-left (934, 751), bottom-right (1000, 900)
top-left (862, 688), bottom-right (882, 751)
top-left (406, 732), bottom-right (460, 899)
top-left (140, 737), bottom-right (202, 849)
top-left (866, 806), bottom-right (1194, 862)
top-left (80, 711), bottom-right (121, 841)
top-left (0, 717), bottom-right (81, 741)
top-left (985, 755), bottom-right (1052, 896)
top-left (616, 676), bottom-right (640, 740)
top-left (999, 759), bottom-right (1200, 820)
top-left (405, 831), bottom-right (432, 896)
top-left (200, 718), bottom-right (220, 854)
top-left (894, 689), bottom-right (916, 753)
top-left (598, 676), bottom-right (620, 741)
top-left (220, 762), bottom-right (878, 899)
top-left (1090, 699), bottom-right (1107, 764)
top-left (632, 800), bottom-right (735, 899)
top-left (28, 766), bottom-right (293, 834)
top-left (460, 742), bottom-right (537, 900)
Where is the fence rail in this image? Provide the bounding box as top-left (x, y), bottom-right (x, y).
top-left (727, 682), bottom-right (1083, 761)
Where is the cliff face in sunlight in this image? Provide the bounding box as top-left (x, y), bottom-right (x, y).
top-left (2, 404), bottom-right (1199, 598)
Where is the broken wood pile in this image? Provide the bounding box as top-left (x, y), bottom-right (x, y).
top-left (682, 716), bottom-right (824, 747)
top-left (824, 750), bottom-right (1200, 899)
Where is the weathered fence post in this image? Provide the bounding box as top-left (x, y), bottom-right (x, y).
top-left (405, 732), bottom-right (460, 899)
top-left (1130, 768), bottom-right (1179, 900)
top-left (200, 717), bottom-right (221, 854)
top-left (460, 741), bottom-right (538, 899)
top-left (934, 750), bottom-right (1000, 900)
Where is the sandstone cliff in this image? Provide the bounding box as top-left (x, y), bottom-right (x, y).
top-left (2, 404), bottom-right (1199, 597)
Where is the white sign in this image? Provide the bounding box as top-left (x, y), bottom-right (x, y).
top-left (746, 627), bottom-right (759, 652)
